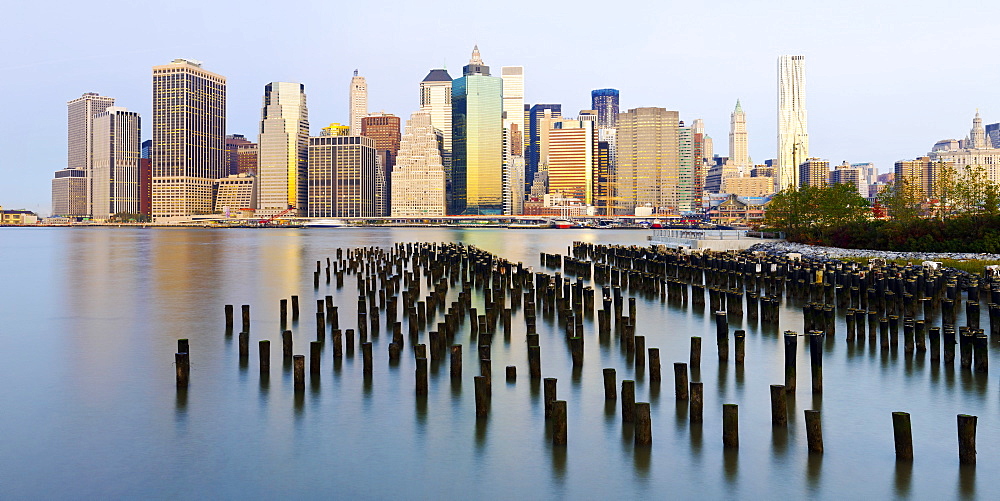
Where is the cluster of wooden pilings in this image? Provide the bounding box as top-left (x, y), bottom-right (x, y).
top-left (175, 240), bottom-right (988, 464)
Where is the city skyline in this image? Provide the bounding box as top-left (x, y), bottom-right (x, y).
top-left (4, 0), bottom-right (1000, 214)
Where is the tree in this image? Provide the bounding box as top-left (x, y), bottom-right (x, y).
top-left (877, 179), bottom-right (922, 224)
top-left (763, 184), bottom-right (870, 236)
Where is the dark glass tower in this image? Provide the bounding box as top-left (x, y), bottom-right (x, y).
top-left (591, 88), bottom-right (620, 130)
top-left (526, 103), bottom-right (562, 192)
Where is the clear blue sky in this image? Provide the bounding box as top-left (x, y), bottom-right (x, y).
top-left (2, 0), bottom-right (997, 214)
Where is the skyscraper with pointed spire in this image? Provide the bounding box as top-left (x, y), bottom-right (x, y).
top-left (349, 70), bottom-right (367, 135)
top-left (729, 99), bottom-right (749, 169)
top-left (451, 45), bottom-right (503, 214)
top-left (777, 55), bottom-right (808, 191)
top-left (970, 110), bottom-right (988, 149)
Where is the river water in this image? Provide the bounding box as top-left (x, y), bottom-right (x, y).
top-left (0, 227), bottom-right (994, 499)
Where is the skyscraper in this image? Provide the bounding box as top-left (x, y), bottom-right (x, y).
top-left (798, 158), bottom-right (829, 188)
top-left (258, 82), bottom-right (309, 217)
top-left (349, 70), bottom-right (367, 135)
top-left (362, 112), bottom-right (401, 215)
top-left (527, 104), bottom-right (562, 190)
top-left (67, 92), bottom-right (115, 216)
top-left (51, 169), bottom-right (88, 217)
top-left (969, 110), bottom-right (988, 149)
top-left (151, 58), bottom-right (226, 218)
top-left (91, 106), bottom-right (141, 219)
top-left (225, 134), bottom-right (253, 175)
top-left (729, 100), bottom-right (749, 168)
top-left (777, 55), bottom-right (808, 191)
top-left (419, 69), bottom-right (453, 209)
top-left (307, 135), bottom-right (382, 217)
top-left (501, 66), bottom-right (525, 155)
top-left (391, 112), bottom-right (446, 216)
top-left (451, 46), bottom-right (503, 214)
top-left (591, 89), bottom-right (619, 130)
top-left (547, 120), bottom-right (596, 204)
top-left (615, 107), bottom-right (683, 214)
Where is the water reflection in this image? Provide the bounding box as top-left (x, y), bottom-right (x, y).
top-left (894, 460), bottom-right (912, 497)
top-left (806, 454), bottom-right (823, 489)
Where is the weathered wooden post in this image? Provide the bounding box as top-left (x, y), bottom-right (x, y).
top-left (293, 354), bottom-right (305, 391)
top-left (690, 382), bottom-right (704, 423)
top-left (603, 368), bottom-right (617, 400)
top-left (291, 295), bottom-right (299, 319)
top-left (225, 304), bottom-right (234, 331)
top-left (892, 411), bottom-right (913, 461)
top-left (734, 329), bottom-right (746, 364)
top-left (552, 400), bottom-right (568, 445)
top-left (716, 312), bottom-right (729, 361)
top-left (784, 331), bottom-right (797, 392)
top-left (310, 341), bottom-right (321, 374)
top-left (544, 377), bottom-right (557, 418)
top-left (241, 304), bottom-right (250, 332)
top-left (648, 348), bottom-right (661, 382)
top-left (722, 404), bottom-right (739, 448)
top-left (622, 380), bottom-right (636, 423)
top-left (809, 331), bottom-right (823, 394)
top-left (690, 336), bottom-right (701, 369)
top-left (770, 384), bottom-right (787, 426)
top-left (930, 327), bottom-right (941, 362)
top-left (635, 402), bottom-right (652, 446)
top-left (805, 410), bottom-right (823, 453)
top-left (362, 342), bottom-right (373, 376)
top-left (282, 330), bottom-right (293, 358)
top-left (528, 346), bottom-right (541, 379)
top-left (175, 352), bottom-right (189, 388)
top-left (415, 357), bottom-right (428, 395)
top-left (177, 339), bottom-right (189, 354)
top-left (450, 344), bottom-right (462, 379)
top-left (238, 331), bottom-right (249, 359)
top-left (973, 331), bottom-right (988, 373)
top-left (474, 376), bottom-right (488, 417)
top-left (258, 340), bottom-right (270, 372)
top-left (673, 362), bottom-right (689, 400)
top-left (958, 414), bottom-right (977, 465)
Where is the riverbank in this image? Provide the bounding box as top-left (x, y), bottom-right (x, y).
top-left (749, 240), bottom-right (1000, 273)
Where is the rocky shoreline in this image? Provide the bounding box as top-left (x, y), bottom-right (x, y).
top-left (748, 241), bottom-right (1000, 262)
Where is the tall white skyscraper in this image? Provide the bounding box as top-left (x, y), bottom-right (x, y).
top-left (777, 55), bottom-right (809, 191)
top-left (501, 66), bottom-right (524, 152)
top-left (91, 106), bottom-right (141, 219)
top-left (729, 99), bottom-right (749, 168)
top-left (258, 82), bottom-right (309, 217)
top-left (391, 112), bottom-right (446, 216)
top-left (349, 70), bottom-right (367, 135)
top-left (67, 92), bottom-right (115, 217)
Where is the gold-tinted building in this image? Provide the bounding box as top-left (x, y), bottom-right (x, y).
top-left (615, 107), bottom-right (682, 214)
top-left (451, 46), bottom-right (503, 214)
top-left (547, 120), bottom-right (596, 204)
top-left (258, 82), bottom-right (309, 217)
top-left (151, 59), bottom-right (226, 218)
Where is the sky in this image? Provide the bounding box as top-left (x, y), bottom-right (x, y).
top-left (1, 0), bottom-right (998, 215)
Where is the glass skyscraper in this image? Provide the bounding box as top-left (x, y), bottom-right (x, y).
top-left (591, 88), bottom-right (619, 130)
top-left (451, 46), bottom-right (503, 215)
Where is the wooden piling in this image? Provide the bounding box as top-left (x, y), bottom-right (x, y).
top-left (310, 341), bottom-right (321, 374)
top-left (770, 384), bottom-right (787, 426)
top-left (634, 336), bottom-right (645, 369)
top-left (415, 357), bottom-right (428, 395)
top-left (259, 340), bottom-right (270, 371)
top-left (241, 304), bottom-right (250, 332)
top-left (784, 331), bottom-right (797, 392)
top-left (528, 346), bottom-right (541, 379)
top-left (734, 329), bottom-right (745, 364)
top-left (603, 368), bottom-right (617, 400)
top-left (892, 411), bottom-right (913, 461)
top-left (805, 410), bottom-right (823, 453)
top-left (282, 330), bottom-right (292, 358)
top-left (362, 342), bottom-right (373, 376)
top-left (175, 352), bottom-right (189, 388)
top-left (450, 344), bottom-right (462, 379)
top-left (722, 403), bottom-right (739, 448)
top-left (673, 362), bottom-right (689, 400)
top-left (291, 295), bottom-right (299, 319)
top-left (635, 402), bottom-right (652, 446)
top-left (225, 304), bottom-right (233, 330)
top-left (690, 382), bottom-right (704, 423)
top-left (958, 414), bottom-right (977, 464)
top-left (648, 348), bottom-right (661, 382)
top-left (552, 400), bottom-right (568, 445)
top-left (809, 331), bottom-right (823, 394)
top-left (474, 375), bottom-right (488, 416)
top-left (716, 312), bottom-right (729, 362)
top-left (177, 338), bottom-right (189, 354)
top-left (293, 354), bottom-right (305, 391)
top-left (544, 377), bottom-right (557, 418)
top-left (238, 331), bottom-right (249, 358)
top-left (690, 336), bottom-right (701, 369)
top-left (622, 380), bottom-right (636, 423)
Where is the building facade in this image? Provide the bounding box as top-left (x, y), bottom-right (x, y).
top-left (527, 104), bottom-right (562, 193)
top-left (501, 66), bottom-right (525, 157)
top-left (307, 136), bottom-right (382, 218)
top-left (213, 174), bottom-right (256, 214)
top-left (798, 158), bottom-right (829, 188)
top-left (829, 162), bottom-right (866, 198)
top-left (225, 134), bottom-right (255, 176)
top-left (615, 107), bottom-right (685, 214)
top-left (547, 120), bottom-right (596, 205)
top-left (895, 156), bottom-right (948, 200)
top-left (451, 46), bottom-right (504, 215)
top-left (390, 112), bottom-right (446, 216)
top-left (67, 92), bottom-right (115, 216)
top-left (729, 100), bottom-right (749, 169)
top-left (151, 59), bottom-right (226, 218)
top-left (257, 82), bottom-right (309, 217)
top-left (349, 70), bottom-right (367, 135)
top-left (51, 169), bottom-right (88, 217)
top-left (591, 88), bottom-right (619, 130)
top-left (777, 55), bottom-right (809, 191)
top-left (91, 107), bottom-right (141, 219)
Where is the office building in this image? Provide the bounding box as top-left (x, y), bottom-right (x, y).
top-left (729, 100), bottom-right (749, 168)
top-left (51, 169), bottom-right (88, 217)
top-left (225, 134), bottom-right (256, 176)
top-left (391, 112), bottom-right (446, 216)
top-left (896, 156), bottom-right (949, 200)
top-left (798, 158), bottom-right (829, 188)
top-left (829, 162), bottom-right (866, 198)
top-left (151, 58), bottom-right (226, 218)
top-left (362, 112), bottom-right (401, 215)
top-left (67, 92), bottom-right (115, 216)
top-left (213, 174), bottom-right (256, 214)
top-left (451, 46), bottom-right (503, 214)
top-left (777, 55), bottom-right (809, 191)
top-left (91, 106), bottom-right (141, 220)
top-left (527, 104), bottom-right (562, 191)
top-left (257, 82), bottom-right (308, 217)
top-left (501, 66), bottom-right (524, 155)
top-left (615, 107), bottom-right (687, 214)
top-left (307, 135), bottom-right (382, 217)
top-left (349, 70), bottom-right (367, 135)
top-left (929, 112), bottom-right (1000, 183)
top-left (986, 122), bottom-right (1000, 148)
top-left (591, 88), bottom-right (619, 130)
top-left (321, 123), bottom-right (351, 137)
top-left (547, 120), bottom-right (596, 204)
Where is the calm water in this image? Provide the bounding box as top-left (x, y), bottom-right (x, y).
top-left (0, 227), bottom-right (995, 499)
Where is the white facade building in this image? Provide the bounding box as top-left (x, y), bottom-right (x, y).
top-left (257, 82), bottom-right (309, 217)
top-left (777, 55), bottom-right (809, 191)
top-left (349, 70), bottom-right (367, 135)
top-left (390, 112), bottom-right (446, 216)
top-left (91, 106), bottom-right (141, 220)
top-left (67, 92), bottom-right (115, 217)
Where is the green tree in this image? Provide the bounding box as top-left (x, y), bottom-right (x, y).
top-left (877, 178), bottom-right (922, 223)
